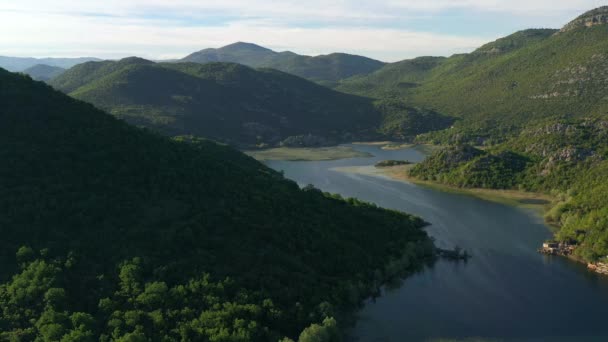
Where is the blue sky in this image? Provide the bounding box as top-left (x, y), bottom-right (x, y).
top-left (0, 0), bottom-right (605, 61)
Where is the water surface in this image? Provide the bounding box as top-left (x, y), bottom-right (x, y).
top-left (265, 144), bottom-right (608, 342)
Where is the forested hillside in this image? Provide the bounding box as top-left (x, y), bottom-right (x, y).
top-left (410, 119), bottom-right (608, 262)
top-left (338, 9), bottom-right (608, 144)
top-left (51, 59), bottom-right (453, 147)
top-left (50, 59), bottom-right (382, 147)
top-left (335, 7), bottom-right (608, 264)
top-left (0, 69), bottom-right (435, 341)
top-left (181, 42), bottom-right (385, 85)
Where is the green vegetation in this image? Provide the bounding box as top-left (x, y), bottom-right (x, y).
top-left (373, 97), bottom-right (455, 140)
top-left (336, 7), bottom-right (608, 264)
top-left (181, 42), bottom-right (386, 85)
top-left (338, 16), bottom-right (608, 145)
top-left (246, 146), bottom-right (371, 161)
top-left (50, 59), bottom-right (383, 147)
top-left (51, 58), bottom-right (456, 148)
top-left (409, 118), bottom-right (608, 261)
top-left (0, 69), bottom-right (435, 340)
top-left (375, 160), bottom-right (412, 168)
top-left (410, 146), bottom-right (530, 189)
top-left (22, 64), bottom-right (66, 82)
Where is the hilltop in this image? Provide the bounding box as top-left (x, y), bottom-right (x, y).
top-left (560, 6), bottom-right (608, 32)
top-left (22, 64), bottom-right (66, 82)
top-left (0, 68), bottom-right (434, 340)
top-left (181, 42), bottom-right (385, 85)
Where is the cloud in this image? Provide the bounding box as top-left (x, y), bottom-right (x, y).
top-left (0, 0), bottom-right (602, 60)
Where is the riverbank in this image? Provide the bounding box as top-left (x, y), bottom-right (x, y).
top-left (245, 146), bottom-right (372, 161)
top-left (332, 164), bottom-right (553, 215)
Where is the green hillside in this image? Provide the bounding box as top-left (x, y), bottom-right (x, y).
top-left (181, 42), bottom-right (385, 84)
top-left (51, 59), bottom-right (382, 146)
top-left (0, 69), bottom-right (434, 341)
top-left (51, 59), bottom-right (454, 146)
top-left (22, 64), bottom-right (66, 82)
top-left (335, 56), bottom-right (446, 97)
top-left (369, 7), bottom-right (608, 264)
top-left (338, 12), bottom-right (608, 142)
top-left (409, 118), bottom-right (608, 262)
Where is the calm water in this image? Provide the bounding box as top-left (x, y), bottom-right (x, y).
top-left (265, 144), bottom-right (608, 342)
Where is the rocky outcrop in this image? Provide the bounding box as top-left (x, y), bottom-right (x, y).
top-left (560, 7), bottom-right (608, 32)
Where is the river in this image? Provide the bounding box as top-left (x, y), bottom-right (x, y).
top-left (265, 144), bottom-right (608, 342)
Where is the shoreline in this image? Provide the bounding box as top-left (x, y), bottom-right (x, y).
top-left (331, 164), bottom-right (553, 216)
top-left (245, 145), bottom-right (372, 161)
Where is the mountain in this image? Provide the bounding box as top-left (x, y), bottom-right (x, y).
top-left (181, 42), bottom-right (386, 85)
top-left (22, 64), bottom-right (66, 82)
top-left (384, 7), bottom-right (608, 264)
top-left (0, 68), bottom-right (434, 340)
top-left (0, 56), bottom-right (101, 72)
top-left (338, 17), bottom-right (608, 142)
top-left (50, 58), bottom-right (386, 146)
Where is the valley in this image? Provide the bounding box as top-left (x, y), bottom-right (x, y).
top-left (2, 3), bottom-right (608, 341)
top-left (263, 143), bottom-right (608, 341)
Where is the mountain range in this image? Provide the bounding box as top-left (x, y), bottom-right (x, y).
top-left (181, 42), bottom-right (385, 85)
top-left (0, 56), bottom-right (101, 72)
top-left (49, 58), bottom-right (384, 146)
top-left (337, 8), bottom-right (608, 143)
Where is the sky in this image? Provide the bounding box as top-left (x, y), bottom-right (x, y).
top-left (0, 0), bottom-right (605, 62)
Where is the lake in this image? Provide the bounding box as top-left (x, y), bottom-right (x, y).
top-left (265, 144), bottom-right (608, 342)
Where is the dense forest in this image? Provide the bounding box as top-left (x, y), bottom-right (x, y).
top-left (0, 69), bottom-right (436, 340)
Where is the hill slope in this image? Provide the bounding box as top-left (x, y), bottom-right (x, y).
top-left (396, 8), bottom-right (608, 265)
top-left (340, 18), bottom-right (608, 143)
top-left (51, 59), bottom-right (387, 146)
top-left (22, 64), bottom-right (66, 82)
top-left (0, 69), bottom-right (434, 340)
top-left (181, 42), bottom-right (385, 84)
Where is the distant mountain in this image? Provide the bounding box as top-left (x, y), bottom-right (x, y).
top-left (181, 42), bottom-right (385, 85)
top-left (0, 67), bottom-right (433, 340)
top-left (50, 59), bottom-right (384, 146)
top-left (0, 56), bottom-right (101, 72)
top-left (22, 64), bottom-right (65, 82)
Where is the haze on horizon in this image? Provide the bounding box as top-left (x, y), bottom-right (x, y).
top-left (0, 0), bottom-right (605, 62)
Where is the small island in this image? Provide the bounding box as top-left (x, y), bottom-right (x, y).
top-left (375, 159), bottom-right (412, 168)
